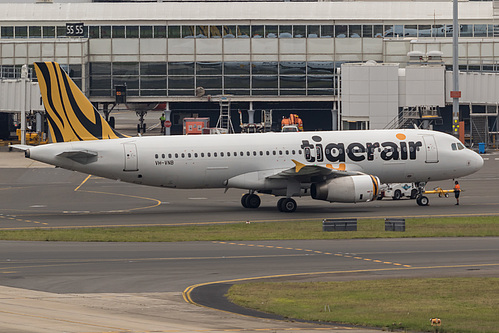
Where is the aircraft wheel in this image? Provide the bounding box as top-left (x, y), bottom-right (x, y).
top-left (277, 198), bottom-right (286, 212)
top-left (142, 123), bottom-right (146, 133)
top-left (241, 193), bottom-right (250, 208)
top-left (137, 124), bottom-right (141, 133)
top-left (416, 195), bottom-right (429, 206)
top-left (280, 198), bottom-right (297, 213)
top-left (392, 190), bottom-right (402, 200)
top-left (245, 194), bottom-right (261, 209)
top-left (410, 189), bottom-right (418, 199)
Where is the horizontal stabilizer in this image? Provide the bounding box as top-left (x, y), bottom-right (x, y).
top-left (9, 145), bottom-right (31, 151)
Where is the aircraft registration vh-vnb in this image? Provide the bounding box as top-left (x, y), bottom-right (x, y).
top-left (13, 62), bottom-right (484, 212)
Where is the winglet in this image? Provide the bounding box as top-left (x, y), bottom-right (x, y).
top-left (292, 159), bottom-right (306, 173)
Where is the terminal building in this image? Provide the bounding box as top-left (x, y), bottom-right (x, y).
top-left (0, 0), bottom-right (498, 146)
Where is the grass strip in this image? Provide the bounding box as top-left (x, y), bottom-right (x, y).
top-left (0, 216), bottom-right (497, 242)
top-left (227, 277), bottom-right (499, 333)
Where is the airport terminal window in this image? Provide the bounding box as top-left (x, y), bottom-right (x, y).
top-left (168, 76), bottom-right (194, 89)
top-left (141, 62), bottom-right (167, 76)
top-left (224, 62), bottom-right (250, 75)
top-left (28, 26), bottom-right (41, 38)
top-left (280, 62), bottom-right (306, 75)
top-left (349, 25), bottom-right (361, 38)
top-left (460, 24), bottom-right (473, 37)
top-left (362, 25), bottom-right (373, 38)
top-left (474, 24), bottom-right (487, 37)
top-left (252, 62), bottom-right (278, 75)
top-left (307, 76), bottom-right (333, 89)
top-left (126, 26), bottom-right (139, 38)
top-left (223, 25), bottom-right (236, 38)
top-left (1, 26), bottom-right (13, 38)
top-left (112, 26), bottom-right (125, 38)
top-left (265, 25), bottom-right (278, 38)
top-left (57, 26), bottom-right (68, 38)
top-left (89, 26), bottom-right (100, 38)
top-left (15, 26), bottom-right (27, 39)
top-left (90, 62), bottom-right (111, 76)
top-left (168, 26), bottom-right (180, 38)
top-left (196, 26), bottom-right (209, 38)
top-left (335, 25), bottom-right (347, 38)
top-left (182, 25), bottom-right (195, 38)
top-left (140, 26), bottom-right (153, 38)
top-left (154, 26), bottom-right (167, 38)
top-left (307, 25), bottom-right (320, 38)
top-left (252, 76), bottom-right (278, 89)
top-left (224, 76), bottom-right (250, 89)
top-left (251, 25), bottom-right (264, 38)
top-left (114, 76), bottom-right (139, 90)
top-left (140, 76), bottom-right (167, 90)
top-left (101, 26), bottom-right (111, 38)
top-left (294, 25), bottom-right (306, 38)
top-left (279, 25), bottom-right (292, 38)
top-left (237, 25), bottom-right (250, 38)
top-left (210, 26), bottom-right (222, 38)
top-left (405, 25), bottom-right (417, 37)
top-left (196, 62), bottom-right (222, 75)
top-left (168, 62), bottom-right (194, 76)
top-left (321, 25), bottom-right (334, 38)
top-left (418, 25), bottom-right (431, 37)
top-left (307, 62), bottom-right (334, 75)
top-left (112, 62), bottom-right (139, 76)
top-left (197, 76), bottom-right (222, 90)
top-left (43, 26), bottom-right (55, 38)
top-left (280, 76), bottom-right (306, 89)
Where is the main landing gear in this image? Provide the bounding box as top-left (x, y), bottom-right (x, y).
top-left (277, 198), bottom-right (297, 213)
top-left (241, 192), bottom-right (261, 209)
top-left (241, 192), bottom-right (297, 212)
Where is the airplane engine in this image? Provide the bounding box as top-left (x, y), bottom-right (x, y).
top-left (310, 175), bottom-right (380, 203)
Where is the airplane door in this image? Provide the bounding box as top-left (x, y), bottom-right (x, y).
top-left (123, 143), bottom-right (139, 171)
top-left (422, 135), bottom-right (438, 163)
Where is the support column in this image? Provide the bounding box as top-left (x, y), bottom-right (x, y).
top-left (20, 65), bottom-right (28, 145)
top-left (247, 101), bottom-right (255, 124)
top-left (331, 101), bottom-right (338, 131)
top-left (164, 103), bottom-right (172, 136)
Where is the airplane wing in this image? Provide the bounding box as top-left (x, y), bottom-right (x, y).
top-left (267, 159), bottom-right (364, 183)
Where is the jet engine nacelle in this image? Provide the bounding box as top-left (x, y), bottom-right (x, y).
top-left (310, 175), bottom-right (380, 203)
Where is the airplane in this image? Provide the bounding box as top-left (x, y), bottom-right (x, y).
top-left (12, 62), bottom-right (484, 212)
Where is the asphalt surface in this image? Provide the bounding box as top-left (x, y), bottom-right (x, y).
top-left (0, 150), bottom-right (498, 229)
top-left (0, 125), bottom-right (498, 332)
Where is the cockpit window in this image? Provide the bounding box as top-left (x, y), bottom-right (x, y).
top-left (451, 143), bottom-right (457, 151)
top-left (457, 143), bottom-right (465, 150)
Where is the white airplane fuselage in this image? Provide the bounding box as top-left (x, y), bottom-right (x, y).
top-left (26, 129), bottom-right (483, 192)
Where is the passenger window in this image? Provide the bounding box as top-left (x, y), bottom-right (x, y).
top-left (201, 153), bottom-right (204, 157)
top-left (273, 151), bottom-right (276, 155)
top-left (214, 152), bottom-right (218, 157)
top-left (253, 151), bottom-right (257, 156)
top-left (194, 153), bottom-right (198, 158)
top-left (181, 153), bottom-right (185, 158)
top-left (247, 151), bottom-right (250, 156)
top-left (240, 151), bottom-right (243, 156)
top-left (227, 152), bottom-right (231, 157)
top-left (221, 152), bottom-right (224, 157)
top-left (260, 151), bottom-right (263, 156)
top-left (266, 151), bottom-right (269, 155)
top-left (207, 152), bottom-right (211, 157)
top-left (188, 153), bottom-right (191, 158)
top-left (279, 150), bottom-right (283, 155)
top-left (162, 154), bottom-right (165, 158)
top-left (292, 150), bottom-right (295, 154)
top-left (175, 153), bottom-right (179, 158)
top-left (168, 153), bottom-right (172, 158)
top-left (155, 154), bottom-right (158, 159)
top-left (286, 150), bottom-right (289, 155)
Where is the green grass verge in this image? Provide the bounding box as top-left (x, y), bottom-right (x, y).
top-left (0, 216), bottom-right (498, 242)
top-left (227, 278), bottom-right (499, 333)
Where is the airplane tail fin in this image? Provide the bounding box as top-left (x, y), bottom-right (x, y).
top-left (34, 62), bottom-right (126, 142)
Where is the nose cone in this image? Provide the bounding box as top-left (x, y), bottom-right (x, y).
top-left (474, 151), bottom-right (484, 171)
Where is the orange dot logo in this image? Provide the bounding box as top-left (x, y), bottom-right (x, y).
top-left (396, 133), bottom-right (406, 140)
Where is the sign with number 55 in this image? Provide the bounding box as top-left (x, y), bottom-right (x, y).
top-left (66, 23), bottom-right (84, 37)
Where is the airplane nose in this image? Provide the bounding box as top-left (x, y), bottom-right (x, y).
top-left (475, 153), bottom-right (484, 170)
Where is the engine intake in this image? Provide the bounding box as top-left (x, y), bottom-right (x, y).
top-left (311, 175), bottom-right (380, 203)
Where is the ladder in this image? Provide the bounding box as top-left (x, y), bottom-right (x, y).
top-left (216, 96), bottom-right (235, 134)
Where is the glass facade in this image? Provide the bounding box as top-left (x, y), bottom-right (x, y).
top-left (88, 61), bottom-right (339, 97)
top-left (2, 23), bottom-right (498, 39)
